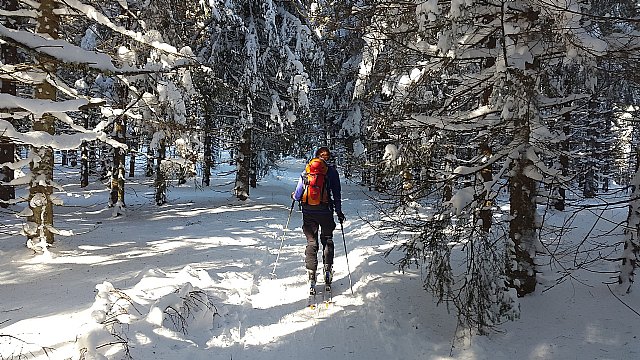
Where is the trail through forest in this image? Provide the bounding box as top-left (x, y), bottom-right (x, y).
top-left (0, 157), bottom-right (638, 360)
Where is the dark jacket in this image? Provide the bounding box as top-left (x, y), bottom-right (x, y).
top-left (293, 162), bottom-right (342, 214)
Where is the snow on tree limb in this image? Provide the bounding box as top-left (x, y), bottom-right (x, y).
top-left (0, 23), bottom-right (119, 72)
top-left (0, 23), bottom-right (195, 75)
top-left (0, 119), bottom-right (124, 150)
top-left (0, 8), bottom-right (37, 19)
top-left (0, 64), bottom-right (47, 85)
top-left (58, 0), bottom-right (198, 63)
top-left (0, 93), bottom-right (88, 117)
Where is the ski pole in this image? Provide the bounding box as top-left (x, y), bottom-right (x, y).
top-left (340, 221), bottom-right (354, 294)
top-left (271, 200), bottom-right (295, 278)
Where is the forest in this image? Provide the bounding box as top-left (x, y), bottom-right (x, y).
top-left (1, 0), bottom-right (640, 334)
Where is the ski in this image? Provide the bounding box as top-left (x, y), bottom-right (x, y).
top-left (306, 285), bottom-right (334, 310)
top-left (305, 269), bottom-right (334, 310)
top-left (322, 284), bottom-right (333, 308)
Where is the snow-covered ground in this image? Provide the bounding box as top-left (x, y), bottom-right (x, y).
top-left (1, 156), bottom-right (638, 360)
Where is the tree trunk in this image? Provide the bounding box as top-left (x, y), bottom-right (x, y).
top-left (0, 0), bottom-right (18, 207)
top-left (69, 150), bottom-right (77, 167)
top-left (478, 143), bottom-right (493, 233)
top-left (583, 168), bottom-right (596, 198)
top-left (234, 127), bottom-right (251, 200)
top-left (601, 110), bottom-right (612, 192)
top-left (28, 0), bottom-right (58, 245)
top-left (506, 149), bottom-right (538, 297)
top-left (442, 143), bottom-right (453, 202)
top-left (146, 141), bottom-right (154, 177)
top-left (110, 84), bottom-right (127, 210)
top-left (81, 142), bottom-right (89, 187)
top-left (202, 127), bottom-right (212, 186)
top-left (99, 147), bottom-right (109, 181)
top-left (0, 137), bottom-right (14, 208)
top-left (504, 64), bottom-right (539, 297)
top-left (618, 145), bottom-right (640, 293)
top-left (344, 136), bottom-right (354, 180)
top-left (477, 52), bottom-right (494, 231)
top-left (362, 139), bottom-right (373, 190)
top-left (88, 140), bottom-right (97, 177)
top-left (154, 137), bottom-right (167, 205)
top-left (128, 133), bottom-right (137, 177)
top-left (249, 150), bottom-right (257, 188)
top-left (109, 116), bottom-right (126, 214)
top-left (128, 145), bottom-right (136, 177)
top-left (582, 101), bottom-right (598, 198)
top-left (553, 112), bottom-right (570, 211)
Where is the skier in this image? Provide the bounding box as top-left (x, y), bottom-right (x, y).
top-left (292, 147), bottom-right (345, 294)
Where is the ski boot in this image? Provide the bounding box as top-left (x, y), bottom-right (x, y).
top-left (323, 264), bottom-right (333, 291)
top-left (308, 269), bottom-right (317, 295)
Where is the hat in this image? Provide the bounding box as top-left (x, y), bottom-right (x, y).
top-left (315, 147), bottom-right (331, 157)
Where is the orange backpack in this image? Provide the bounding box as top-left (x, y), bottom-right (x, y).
top-left (302, 158), bottom-right (329, 205)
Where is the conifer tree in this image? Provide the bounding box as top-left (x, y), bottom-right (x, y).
top-left (335, 0), bottom-right (640, 330)
top-left (305, 0), bottom-right (367, 169)
top-left (1, 0), bottom-right (198, 246)
top-left (199, 0), bottom-right (320, 200)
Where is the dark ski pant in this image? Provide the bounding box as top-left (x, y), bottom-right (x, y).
top-left (302, 212), bottom-right (336, 272)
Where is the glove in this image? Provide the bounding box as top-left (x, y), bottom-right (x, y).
top-left (337, 211), bottom-right (345, 223)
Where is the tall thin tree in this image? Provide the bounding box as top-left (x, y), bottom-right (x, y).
top-left (0, 0), bottom-right (18, 207)
top-left (27, 0), bottom-right (59, 246)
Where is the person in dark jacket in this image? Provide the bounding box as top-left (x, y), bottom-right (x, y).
top-left (292, 147), bottom-right (345, 293)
